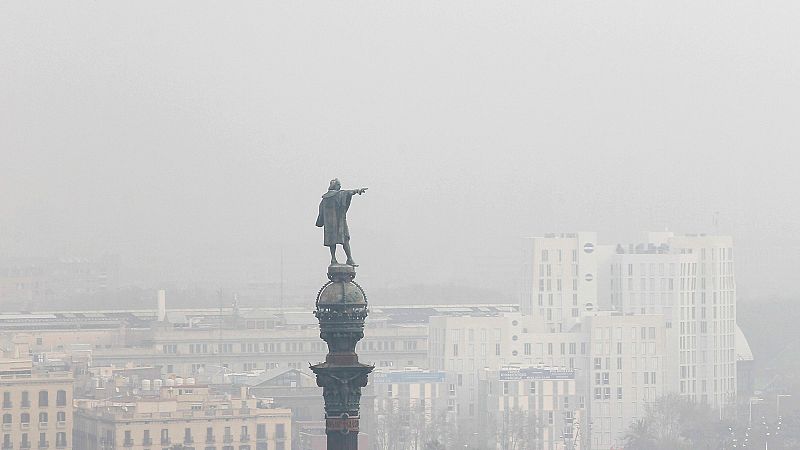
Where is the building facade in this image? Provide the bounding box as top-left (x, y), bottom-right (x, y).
top-left (73, 385), bottom-right (291, 450)
top-left (479, 366), bottom-right (582, 450)
top-left (0, 358), bottom-right (73, 450)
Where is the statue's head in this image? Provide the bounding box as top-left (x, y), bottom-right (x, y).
top-left (329, 178), bottom-right (341, 190)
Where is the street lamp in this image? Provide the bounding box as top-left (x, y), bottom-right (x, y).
top-left (748, 397), bottom-right (763, 426)
top-left (776, 394), bottom-right (791, 419)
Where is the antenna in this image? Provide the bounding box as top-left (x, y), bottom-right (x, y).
top-left (713, 211), bottom-right (720, 234)
top-left (279, 247), bottom-right (285, 318)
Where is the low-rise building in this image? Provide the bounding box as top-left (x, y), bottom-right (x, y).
top-left (73, 385), bottom-right (291, 450)
top-left (368, 368), bottom-right (448, 450)
top-left (479, 365), bottom-right (583, 450)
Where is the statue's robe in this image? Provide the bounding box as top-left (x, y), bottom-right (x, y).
top-left (316, 189), bottom-right (354, 246)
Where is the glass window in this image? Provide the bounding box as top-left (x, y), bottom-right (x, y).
top-left (56, 390), bottom-right (67, 407)
top-left (38, 391), bottom-right (48, 407)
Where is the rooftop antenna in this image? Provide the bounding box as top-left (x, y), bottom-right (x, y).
top-left (279, 247), bottom-right (285, 318)
top-left (217, 288), bottom-right (224, 381)
top-left (713, 211), bottom-right (720, 234)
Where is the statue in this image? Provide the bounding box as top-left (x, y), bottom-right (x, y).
top-left (316, 178), bottom-right (367, 266)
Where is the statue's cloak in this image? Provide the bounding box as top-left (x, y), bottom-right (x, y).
top-left (316, 189), bottom-right (353, 246)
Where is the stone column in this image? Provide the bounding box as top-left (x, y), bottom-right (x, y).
top-left (310, 264), bottom-right (373, 450)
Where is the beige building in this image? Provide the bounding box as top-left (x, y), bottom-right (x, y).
top-left (74, 385), bottom-right (291, 450)
top-left (0, 358), bottom-right (73, 450)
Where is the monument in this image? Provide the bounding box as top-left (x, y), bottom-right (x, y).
top-left (311, 179), bottom-right (372, 450)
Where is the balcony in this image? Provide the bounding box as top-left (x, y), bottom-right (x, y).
top-left (21, 442), bottom-right (31, 449)
top-left (240, 434), bottom-right (250, 442)
top-left (223, 435), bottom-right (233, 443)
top-left (160, 438), bottom-right (170, 445)
top-left (183, 438), bottom-right (194, 445)
top-left (55, 442), bottom-right (66, 449)
top-left (205, 436), bottom-right (215, 444)
top-left (38, 422), bottom-right (47, 430)
top-left (37, 441), bottom-right (48, 449)
top-left (256, 434), bottom-right (267, 441)
top-left (124, 439), bottom-right (134, 447)
top-left (21, 401), bottom-right (31, 409)
top-left (1, 423), bottom-right (10, 430)
top-left (55, 422), bottom-right (65, 429)
top-left (2, 403), bottom-right (12, 409)
top-left (2, 443), bottom-right (12, 450)
top-left (142, 438), bottom-right (152, 446)
top-left (20, 423), bottom-right (30, 430)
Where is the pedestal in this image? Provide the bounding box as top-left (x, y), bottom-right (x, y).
top-left (310, 264), bottom-right (373, 450)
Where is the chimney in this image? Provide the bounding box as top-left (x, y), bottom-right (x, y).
top-left (157, 289), bottom-right (167, 322)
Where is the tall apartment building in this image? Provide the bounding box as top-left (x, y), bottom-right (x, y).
top-left (520, 232), bottom-right (608, 332)
top-left (0, 357), bottom-right (73, 450)
top-left (606, 232), bottom-right (738, 411)
top-left (73, 385), bottom-right (291, 450)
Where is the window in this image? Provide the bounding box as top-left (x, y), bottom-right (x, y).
top-left (38, 412), bottom-right (47, 424)
top-left (185, 427), bottom-right (193, 443)
top-left (161, 429), bottom-right (170, 445)
top-left (257, 424), bottom-right (267, 439)
top-left (39, 432), bottom-right (46, 447)
top-left (2, 392), bottom-right (10, 408)
top-left (38, 391), bottom-right (48, 407)
top-left (21, 413), bottom-right (30, 424)
top-left (56, 412), bottom-right (65, 423)
top-left (56, 431), bottom-right (67, 447)
top-left (21, 391), bottom-right (30, 408)
top-left (1, 414), bottom-right (10, 424)
top-left (56, 390), bottom-right (66, 407)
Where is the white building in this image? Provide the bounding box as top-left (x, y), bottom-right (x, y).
top-left (583, 312), bottom-right (674, 449)
top-left (520, 232), bottom-right (611, 332)
top-left (606, 233), bottom-right (737, 411)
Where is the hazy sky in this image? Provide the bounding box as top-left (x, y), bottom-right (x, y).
top-left (1, 2), bottom-right (798, 300)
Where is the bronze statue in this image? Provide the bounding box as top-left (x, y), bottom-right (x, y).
top-left (316, 178), bottom-right (367, 266)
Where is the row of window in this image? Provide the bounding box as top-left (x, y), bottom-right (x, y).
top-left (1, 390), bottom-right (67, 408)
top-left (539, 248), bottom-right (581, 263)
top-left (2, 411), bottom-right (67, 424)
top-left (2, 431), bottom-right (67, 447)
top-left (121, 424), bottom-right (285, 446)
top-left (169, 340), bottom-right (421, 355)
